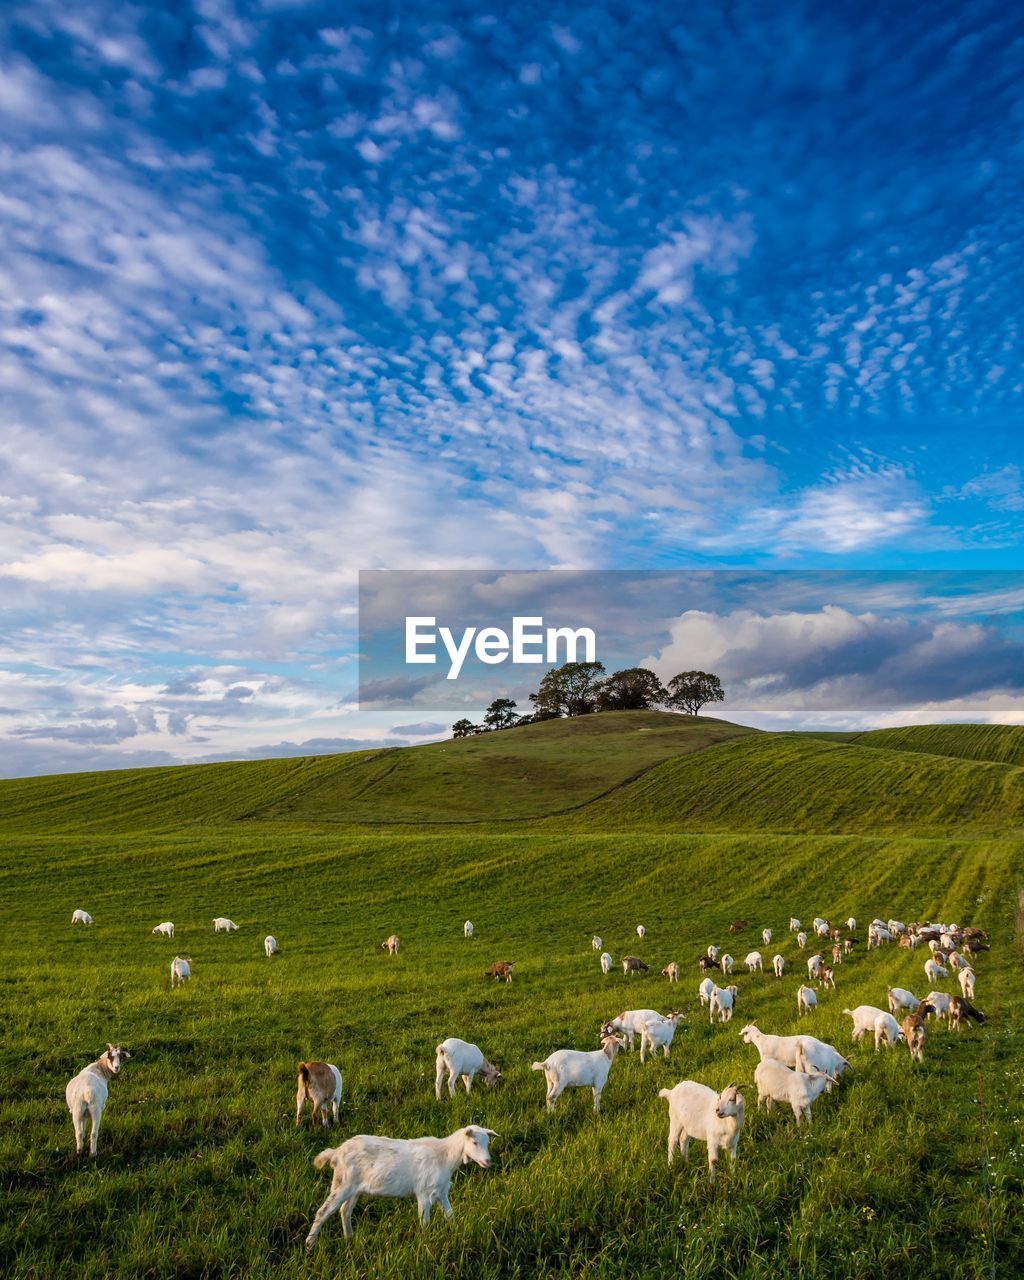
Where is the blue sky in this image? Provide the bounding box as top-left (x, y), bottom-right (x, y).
top-left (1, 1), bottom-right (1023, 774)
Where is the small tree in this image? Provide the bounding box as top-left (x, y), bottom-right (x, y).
top-left (451, 718), bottom-right (478, 738)
top-left (595, 667), bottom-right (667, 711)
top-left (483, 697), bottom-right (520, 731)
top-left (665, 671), bottom-right (725, 716)
top-left (529, 661), bottom-right (606, 718)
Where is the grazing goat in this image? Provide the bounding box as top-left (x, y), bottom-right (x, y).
top-left (739, 1023), bottom-right (850, 1077)
top-left (600, 951), bottom-right (613, 975)
top-left (532, 1034), bottom-right (624, 1113)
top-left (887, 987), bottom-right (919, 1016)
top-left (728, 919), bottom-right (748, 933)
top-left (464, 921), bottom-right (473, 939)
top-left (264, 935), bottom-right (278, 957)
top-left (698, 976), bottom-right (715, 1007)
top-left (71, 909), bottom-right (93, 925)
top-left (305, 1125), bottom-right (496, 1247)
top-left (592, 935), bottom-right (602, 951)
top-left (636, 924), bottom-right (646, 939)
top-left (797, 984), bottom-right (817, 1016)
top-left (662, 962), bottom-right (680, 983)
top-left (831, 943), bottom-right (842, 966)
top-left (902, 1013), bottom-right (926, 1062)
top-left (296, 1061), bottom-right (343, 1128)
top-left (923, 991), bottom-right (951, 1021)
top-left (152, 921), bottom-right (174, 937)
top-left (698, 955), bottom-right (721, 972)
top-left (796, 931), bottom-right (808, 950)
top-left (622, 955), bottom-right (649, 976)
top-left (846, 916), bottom-right (856, 932)
top-left (807, 953), bottom-right (823, 979)
top-left (789, 917), bottom-right (801, 932)
top-left (66, 1044), bottom-right (130, 1157)
top-left (843, 937), bottom-right (856, 955)
top-left (602, 1009), bottom-right (662, 1050)
top-left (659, 1080), bottom-right (745, 1182)
top-left (843, 1005), bottom-right (901, 1051)
top-left (754, 1051), bottom-right (834, 1125)
top-left (382, 934), bottom-right (400, 956)
top-left (958, 967), bottom-right (976, 1000)
top-left (706, 945), bottom-right (720, 961)
top-left (772, 954), bottom-right (785, 978)
top-left (710, 984), bottom-right (738, 1023)
top-left (484, 960), bottom-right (514, 983)
top-left (434, 1038), bottom-right (501, 1098)
top-left (818, 966), bottom-right (836, 990)
top-left (762, 928), bottom-right (773, 946)
top-left (948, 995), bottom-right (985, 1031)
top-left (213, 917), bottom-right (238, 932)
top-left (924, 957), bottom-right (948, 985)
top-left (639, 1012), bottom-right (683, 1062)
top-left (744, 951), bottom-right (763, 974)
top-left (170, 956), bottom-right (191, 987)
top-left (720, 953), bottom-right (734, 976)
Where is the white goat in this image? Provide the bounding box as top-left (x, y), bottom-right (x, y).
top-left (213, 917), bottom-right (238, 932)
top-left (846, 916), bottom-right (856, 932)
top-left (592, 935), bottom-right (602, 951)
top-left (602, 1009), bottom-right (662, 1050)
top-left (796, 931), bottom-right (808, 950)
top-left (639, 1012), bottom-right (683, 1062)
top-left (464, 921), bottom-right (474, 938)
top-left (65, 1044), bottom-right (130, 1156)
top-left (636, 924), bottom-right (646, 940)
top-left (152, 921), bottom-right (174, 937)
top-left (435, 1038), bottom-right (501, 1098)
top-left (754, 1051), bottom-right (834, 1125)
top-left (382, 934), bottom-right (400, 956)
top-left (789, 917), bottom-right (801, 932)
top-left (772, 954), bottom-right (785, 978)
top-left (958, 967), bottom-right (976, 999)
top-left (924, 991), bottom-right (951, 1020)
top-left (698, 976), bottom-right (715, 1007)
top-left (744, 951), bottom-right (763, 974)
top-left (707, 944), bottom-right (720, 961)
top-left (71, 909), bottom-right (93, 925)
top-left (887, 986), bottom-right (919, 1016)
top-left (924, 957), bottom-right (948, 985)
top-left (807, 953), bottom-right (823, 979)
top-left (659, 1080), bottom-right (745, 1182)
top-left (720, 953), bottom-right (734, 976)
top-left (710, 984), bottom-right (738, 1023)
top-left (170, 956), bottom-right (191, 987)
top-left (600, 951), bottom-right (613, 975)
top-left (762, 928), bottom-right (773, 946)
top-left (296, 1061), bottom-right (343, 1127)
top-left (305, 1125), bottom-right (496, 1246)
top-left (843, 1005), bottom-right (901, 1050)
top-left (532, 1034), bottom-right (624, 1113)
top-left (797, 984), bottom-right (817, 1016)
top-left (739, 1023), bottom-right (850, 1077)
top-left (265, 935), bottom-right (278, 957)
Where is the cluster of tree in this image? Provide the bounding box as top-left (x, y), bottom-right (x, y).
top-left (450, 663), bottom-right (724, 738)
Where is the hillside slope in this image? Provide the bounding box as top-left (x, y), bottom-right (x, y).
top-left (0, 712), bottom-right (754, 833)
top-left (573, 733), bottom-right (1024, 834)
top-left (853, 722), bottom-right (1024, 767)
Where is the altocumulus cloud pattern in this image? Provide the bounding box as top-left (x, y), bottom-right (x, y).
top-left (1, 1), bottom-right (1023, 773)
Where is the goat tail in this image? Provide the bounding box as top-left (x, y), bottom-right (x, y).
top-left (531, 1061), bottom-right (546, 1072)
top-left (313, 1148), bottom-right (336, 1171)
top-left (658, 1087), bottom-right (672, 1099)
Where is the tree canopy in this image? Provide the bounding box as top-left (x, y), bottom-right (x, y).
top-left (529, 661), bottom-right (606, 719)
top-left (595, 667), bottom-right (667, 711)
top-left (665, 670), bottom-right (725, 716)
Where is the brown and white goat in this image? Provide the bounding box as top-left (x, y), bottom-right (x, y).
top-left (296, 1061), bottom-right (343, 1127)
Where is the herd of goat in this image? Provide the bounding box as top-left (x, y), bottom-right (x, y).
top-left (64, 907), bottom-right (990, 1247)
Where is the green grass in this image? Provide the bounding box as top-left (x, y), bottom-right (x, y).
top-left (2, 713), bottom-right (1024, 1278)
top-left (854, 723), bottom-right (1024, 767)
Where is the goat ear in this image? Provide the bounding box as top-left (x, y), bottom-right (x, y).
top-left (483, 1128), bottom-right (500, 1137)
top-left (107, 1043), bottom-right (115, 1053)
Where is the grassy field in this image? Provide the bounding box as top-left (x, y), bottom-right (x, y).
top-left (1, 713), bottom-right (1023, 1279)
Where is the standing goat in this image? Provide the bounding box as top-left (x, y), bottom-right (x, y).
top-left (532, 1034), bottom-right (624, 1113)
top-left (296, 1061), bottom-right (343, 1127)
top-left (305, 1125), bottom-right (496, 1247)
top-left (65, 1044), bottom-right (130, 1156)
top-left (264, 935), bottom-right (278, 957)
top-left (382, 934), bottom-right (400, 956)
top-left (659, 1080), bottom-right (746, 1182)
top-left (170, 956), bottom-right (191, 987)
top-left (434, 1038), bottom-right (501, 1098)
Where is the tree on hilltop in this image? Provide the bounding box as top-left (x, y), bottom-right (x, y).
top-left (665, 671), bottom-right (725, 716)
top-left (451, 718), bottom-right (478, 738)
top-left (595, 667), bottom-right (667, 711)
top-left (483, 697), bottom-right (521, 730)
top-left (529, 661), bottom-right (606, 719)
